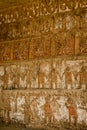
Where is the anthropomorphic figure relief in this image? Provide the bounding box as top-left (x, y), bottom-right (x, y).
top-left (38, 71), bottom-right (45, 89)
top-left (11, 65), bottom-right (20, 89)
top-left (43, 96), bottom-right (53, 124)
top-left (66, 98), bottom-right (78, 126)
top-left (72, 70), bottom-right (80, 89)
top-left (4, 93), bottom-right (11, 124)
top-left (50, 96), bottom-right (61, 122)
top-left (69, 63), bottom-right (81, 89)
top-left (38, 62), bottom-right (51, 89)
top-left (51, 68), bottom-right (58, 89)
top-left (29, 63), bottom-right (39, 89)
top-left (13, 74), bottom-right (20, 89)
top-left (24, 94), bottom-right (38, 125)
top-left (77, 96), bottom-right (87, 125)
top-left (0, 66), bottom-right (4, 88)
top-left (20, 74), bottom-right (27, 89)
top-left (17, 93), bottom-right (25, 114)
top-left (80, 67), bottom-right (87, 90)
top-left (26, 67), bottom-right (31, 89)
top-left (55, 59), bottom-right (66, 89)
top-left (56, 96), bottom-right (69, 121)
top-left (30, 97), bottom-right (39, 122)
top-left (4, 67), bottom-right (10, 89)
top-left (10, 92), bottom-right (18, 120)
top-left (65, 67), bottom-right (72, 89)
top-left (25, 104), bottom-right (35, 125)
top-left (0, 92), bottom-right (11, 124)
top-left (25, 95), bottom-right (40, 124)
top-left (30, 72), bottom-right (38, 89)
top-left (36, 96), bottom-right (45, 121)
top-left (0, 89), bottom-right (4, 121)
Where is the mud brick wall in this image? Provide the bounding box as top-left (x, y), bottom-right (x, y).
top-left (0, 0), bottom-right (87, 128)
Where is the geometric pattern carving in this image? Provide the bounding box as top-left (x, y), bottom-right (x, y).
top-left (0, 32), bottom-right (87, 61)
top-left (0, 42), bottom-right (11, 61)
top-left (13, 40), bottom-right (29, 60)
top-left (29, 36), bottom-right (51, 59)
top-left (0, 1), bottom-right (87, 128)
top-left (52, 32), bottom-right (75, 56)
top-left (79, 30), bottom-right (87, 55)
top-left (0, 1), bottom-right (87, 60)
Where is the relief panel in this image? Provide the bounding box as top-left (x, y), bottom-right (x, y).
top-left (52, 32), bottom-right (75, 57)
top-left (13, 41), bottom-right (29, 60)
top-left (29, 37), bottom-right (51, 59)
top-left (0, 90), bottom-right (86, 128)
top-left (79, 30), bottom-right (87, 55)
top-left (0, 42), bottom-right (11, 61)
top-left (0, 58), bottom-right (87, 91)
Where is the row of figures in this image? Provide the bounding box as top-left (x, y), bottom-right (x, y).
top-left (0, 64), bottom-right (87, 90)
top-left (0, 91), bottom-right (87, 127)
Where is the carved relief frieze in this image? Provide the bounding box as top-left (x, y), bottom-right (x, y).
top-left (0, 90), bottom-right (86, 127)
top-left (0, 58), bottom-right (86, 91)
top-left (0, 0), bottom-right (87, 128)
top-left (0, 0), bottom-right (87, 43)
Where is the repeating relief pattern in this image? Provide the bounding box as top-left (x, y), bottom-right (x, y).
top-left (0, 28), bottom-right (87, 60)
top-left (0, 0), bottom-right (87, 129)
top-left (0, 29), bottom-right (87, 60)
top-left (0, 89), bottom-right (87, 127)
top-left (0, 58), bottom-right (86, 128)
top-left (0, 58), bottom-right (87, 90)
top-left (0, 0), bottom-right (87, 60)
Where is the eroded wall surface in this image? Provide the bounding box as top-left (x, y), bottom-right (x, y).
top-left (0, 0), bottom-right (87, 129)
top-left (0, 58), bottom-right (87, 128)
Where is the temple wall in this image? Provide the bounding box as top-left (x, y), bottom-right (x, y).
top-left (0, 58), bottom-right (87, 127)
top-left (0, 0), bottom-right (87, 129)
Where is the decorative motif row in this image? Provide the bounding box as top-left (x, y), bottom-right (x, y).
top-left (0, 58), bottom-right (87, 90)
top-left (0, 1), bottom-right (87, 41)
top-left (0, 89), bottom-right (87, 126)
top-left (0, 0), bottom-right (87, 24)
top-left (0, 31), bottom-right (87, 61)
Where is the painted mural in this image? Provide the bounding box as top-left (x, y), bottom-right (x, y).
top-left (0, 59), bottom-right (87, 91)
top-left (0, 0), bottom-right (87, 129)
top-left (0, 58), bottom-right (87, 129)
top-left (0, 89), bottom-right (87, 129)
top-left (0, 0), bottom-right (87, 61)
